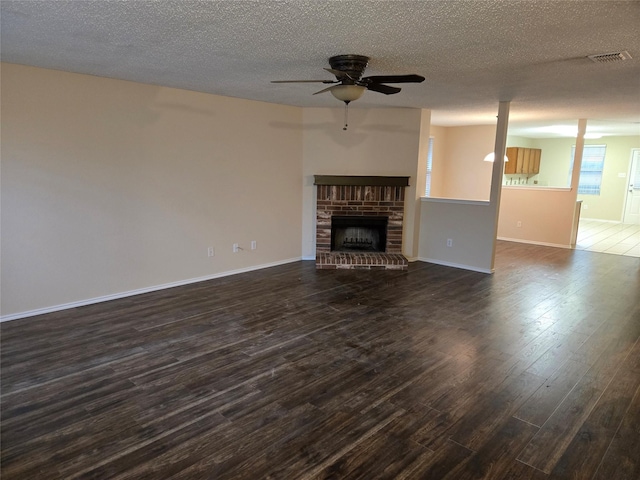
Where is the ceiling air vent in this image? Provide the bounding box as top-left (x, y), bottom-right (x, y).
top-left (588, 51), bottom-right (632, 63)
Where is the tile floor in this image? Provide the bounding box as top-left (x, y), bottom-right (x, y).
top-left (575, 218), bottom-right (640, 257)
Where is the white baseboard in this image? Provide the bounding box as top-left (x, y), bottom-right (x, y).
top-left (301, 255), bottom-right (316, 261)
top-left (0, 257), bottom-right (302, 323)
top-left (579, 218), bottom-right (622, 224)
top-left (497, 237), bottom-right (572, 249)
top-left (416, 257), bottom-right (493, 274)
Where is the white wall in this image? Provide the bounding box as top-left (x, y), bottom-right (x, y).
top-left (1, 63), bottom-right (303, 318)
top-left (301, 107), bottom-right (424, 259)
top-left (428, 125), bottom-right (447, 198)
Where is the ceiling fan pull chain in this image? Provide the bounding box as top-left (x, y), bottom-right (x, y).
top-left (343, 101), bottom-right (350, 131)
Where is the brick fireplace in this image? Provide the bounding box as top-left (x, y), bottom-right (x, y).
top-left (314, 175), bottom-right (409, 270)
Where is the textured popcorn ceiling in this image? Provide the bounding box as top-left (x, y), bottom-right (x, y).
top-left (1, 0), bottom-right (639, 135)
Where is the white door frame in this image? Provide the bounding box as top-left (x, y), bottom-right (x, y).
top-left (623, 148), bottom-right (640, 224)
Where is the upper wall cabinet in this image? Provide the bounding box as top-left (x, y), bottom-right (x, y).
top-left (505, 147), bottom-right (541, 175)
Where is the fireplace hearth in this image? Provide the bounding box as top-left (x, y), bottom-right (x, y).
top-left (314, 175), bottom-right (409, 270)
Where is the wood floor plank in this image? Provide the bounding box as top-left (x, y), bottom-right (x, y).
top-left (548, 368), bottom-right (640, 478)
top-left (444, 416), bottom-right (540, 480)
top-left (448, 371), bottom-right (544, 451)
top-left (397, 439), bottom-right (474, 479)
top-left (1, 242), bottom-right (638, 479)
top-left (514, 358), bottom-right (591, 427)
top-left (517, 314), bottom-right (640, 473)
top-left (516, 382), bottom-right (603, 473)
top-left (591, 380), bottom-right (640, 480)
top-left (308, 430), bottom-right (431, 480)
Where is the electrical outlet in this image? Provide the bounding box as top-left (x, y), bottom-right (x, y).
top-left (233, 243), bottom-right (239, 253)
top-left (207, 247), bottom-right (214, 257)
top-left (251, 240), bottom-right (257, 250)
top-left (446, 239), bottom-right (453, 247)
top-left (517, 221), bottom-right (522, 227)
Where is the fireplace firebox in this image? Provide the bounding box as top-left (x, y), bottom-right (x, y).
top-left (331, 216), bottom-right (387, 252)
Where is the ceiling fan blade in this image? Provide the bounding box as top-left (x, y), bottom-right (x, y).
top-left (324, 68), bottom-right (357, 80)
top-left (362, 74), bottom-right (425, 84)
top-left (365, 83), bottom-right (401, 95)
top-left (271, 79), bottom-right (337, 84)
top-left (312, 85), bottom-right (340, 95)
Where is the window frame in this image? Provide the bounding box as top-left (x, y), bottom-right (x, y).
top-left (570, 144), bottom-right (606, 195)
top-left (425, 136), bottom-right (434, 196)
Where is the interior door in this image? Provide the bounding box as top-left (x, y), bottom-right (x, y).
top-left (623, 149), bottom-right (640, 224)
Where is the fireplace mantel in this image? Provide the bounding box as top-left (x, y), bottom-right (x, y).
top-left (314, 175), bottom-right (410, 187)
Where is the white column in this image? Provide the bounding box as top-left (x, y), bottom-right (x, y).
top-left (489, 101), bottom-right (510, 270)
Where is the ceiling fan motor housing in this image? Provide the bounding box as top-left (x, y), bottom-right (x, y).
top-left (329, 55), bottom-right (370, 82)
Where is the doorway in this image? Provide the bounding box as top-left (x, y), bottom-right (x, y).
top-left (623, 149), bottom-right (640, 225)
top-left (575, 147), bottom-right (640, 257)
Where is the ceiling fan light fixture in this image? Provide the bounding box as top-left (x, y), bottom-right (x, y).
top-left (484, 152), bottom-right (509, 162)
top-left (330, 85), bottom-right (366, 102)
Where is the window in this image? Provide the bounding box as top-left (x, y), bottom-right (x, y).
top-left (570, 144), bottom-right (606, 195)
top-left (425, 137), bottom-right (434, 196)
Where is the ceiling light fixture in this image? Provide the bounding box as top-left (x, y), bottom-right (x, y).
top-left (531, 125), bottom-right (578, 137)
top-left (330, 85), bottom-right (366, 103)
top-left (330, 85), bottom-right (366, 131)
top-left (483, 152), bottom-right (509, 162)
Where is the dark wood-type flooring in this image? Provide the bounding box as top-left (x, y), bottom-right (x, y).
top-left (2, 241), bottom-right (639, 479)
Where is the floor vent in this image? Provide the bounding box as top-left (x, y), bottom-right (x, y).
top-left (588, 51), bottom-right (632, 63)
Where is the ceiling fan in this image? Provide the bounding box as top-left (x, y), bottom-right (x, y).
top-left (271, 54), bottom-right (425, 129)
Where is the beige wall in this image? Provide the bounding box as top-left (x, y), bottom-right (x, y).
top-left (301, 107), bottom-right (424, 259)
top-left (419, 102), bottom-right (509, 273)
top-left (1, 63), bottom-right (303, 317)
top-left (578, 136), bottom-right (640, 221)
top-left (534, 137), bottom-right (574, 187)
top-left (508, 134), bottom-right (640, 220)
top-left (497, 188), bottom-right (577, 247)
top-left (429, 125), bottom-right (496, 200)
top-left (419, 199), bottom-right (497, 273)
top-left (9, 63), bottom-right (629, 319)
top-left (497, 132), bottom-right (640, 244)
top-left (506, 135), bottom-right (536, 148)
